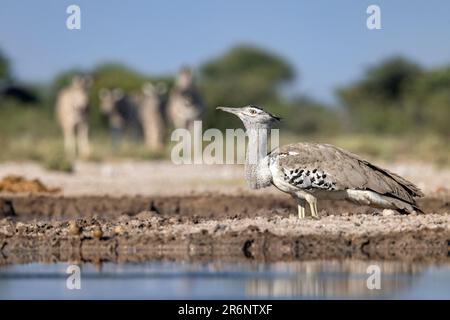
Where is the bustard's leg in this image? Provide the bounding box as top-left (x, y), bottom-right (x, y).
top-left (304, 194), bottom-right (320, 219)
top-left (297, 199), bottom-right (306, 219)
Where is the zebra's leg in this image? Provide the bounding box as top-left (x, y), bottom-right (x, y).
top-left (150, 113), bottom-right (165, 151)
top-left (111, 126), bottom-right (121, 151)
top-left (78, 122), bottom-right (90, 158)
top-left (64, 126), bottom-right (76, 158)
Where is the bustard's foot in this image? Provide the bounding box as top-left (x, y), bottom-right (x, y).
top-left (297, 200), bottom-right (306, 219)
top-left (305, 195), bottom-right (320, 219)
top-left (311, 208), bottom-right (320, 219)
top-left (298, 204), bottom-right (306, 219)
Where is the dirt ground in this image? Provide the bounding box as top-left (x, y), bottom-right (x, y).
top-left (0, 161), bottom-right (449, 266)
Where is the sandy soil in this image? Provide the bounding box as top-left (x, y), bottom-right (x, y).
top-left (0, 161), bottom-right (449, 265)
top-left (0, 160), bottom-right (448, 196)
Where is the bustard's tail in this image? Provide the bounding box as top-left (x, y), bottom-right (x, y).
top-left (363, 163), bottom-right (424, 214)
top-left (338, 146), bottom-right (425, 212)
top-left (382, 194), bottom-right (423, 214)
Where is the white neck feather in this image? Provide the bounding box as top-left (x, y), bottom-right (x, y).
top-left (245, 126), bottom-right (273, 189)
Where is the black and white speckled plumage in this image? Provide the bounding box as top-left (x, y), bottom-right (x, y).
top-left (282, 167), bottom-right (337, 191)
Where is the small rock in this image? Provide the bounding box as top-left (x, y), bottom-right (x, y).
top-left (68, 220), bottom-right (82, 236)
top-left (92, 225), bottom-right (103, 239)
top-left (113, 225), bottom-right (124, 235)
top-left (382, 209), bottom-right (397, 216)
top-left (15, 222), bottom-right (27, 234)
top-left (247, 225), bottom-right (260, 232)
top-left (136, 211), bottom-right (155, 220)
top-left (214, 224), bottom-right (226, 233)
top-left (118, 214), bottom-right (131, 222)
top-left (0, 223), bottom-right (14, 237)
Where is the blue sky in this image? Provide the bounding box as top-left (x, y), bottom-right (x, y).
top-left (0, 0), bottom-right (449, 103)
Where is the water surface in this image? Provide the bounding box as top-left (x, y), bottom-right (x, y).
top-left (0, 260), bottom-right (449, 299)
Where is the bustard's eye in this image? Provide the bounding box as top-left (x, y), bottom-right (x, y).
top-left (249, 109), bottom-right (257, 115)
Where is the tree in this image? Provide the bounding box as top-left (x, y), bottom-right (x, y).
top-left (337, 56), bottom-right (422, 133)
top-left (359, 57), bottom-right (422, 102)
top-left (408, 66), bottom-right (450, 136)
top-left (285, 96), bottom-right (341, 135)
top-left (91, 63), bottom-right (147, 93)
top-left (199, 45), bottom-right (295, 129)
top-left (0, 49), bottom-right (10, 81)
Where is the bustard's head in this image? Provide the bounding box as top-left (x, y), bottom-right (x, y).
top-left (217, 105), bottom-right (281, 129)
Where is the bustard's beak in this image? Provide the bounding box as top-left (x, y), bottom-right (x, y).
top-left (216, 106), bottom-right (242, 115)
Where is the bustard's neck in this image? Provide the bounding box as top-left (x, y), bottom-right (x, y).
top-left (245, 125), bottom-right (272, 189)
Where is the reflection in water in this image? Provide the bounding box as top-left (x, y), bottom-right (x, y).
top-left (0, 260), bottom-right (449, 299)
top-left (245, 260), bottom-right (424, 298)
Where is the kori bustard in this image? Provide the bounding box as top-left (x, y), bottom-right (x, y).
top-left (217, 105), bottom-right (423, 219)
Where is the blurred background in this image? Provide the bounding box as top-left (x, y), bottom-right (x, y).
top-left (0, 0), bottom-right (449, 170)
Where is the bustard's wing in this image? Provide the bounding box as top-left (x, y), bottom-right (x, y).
top-left (271, 143), bottom-right (423, 204)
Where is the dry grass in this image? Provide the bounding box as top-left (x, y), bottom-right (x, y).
top-left (0, 104), bottom-right (448, 169)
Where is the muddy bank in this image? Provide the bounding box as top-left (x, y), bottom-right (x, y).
top-left (0, 193), bottom-right (448, 265)
top-left (1, 194), bottom-right (449, 221)
top-left (1, 210), bottom-right (449, 266)
top-left (0, 161), bottom-right (448, 268)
